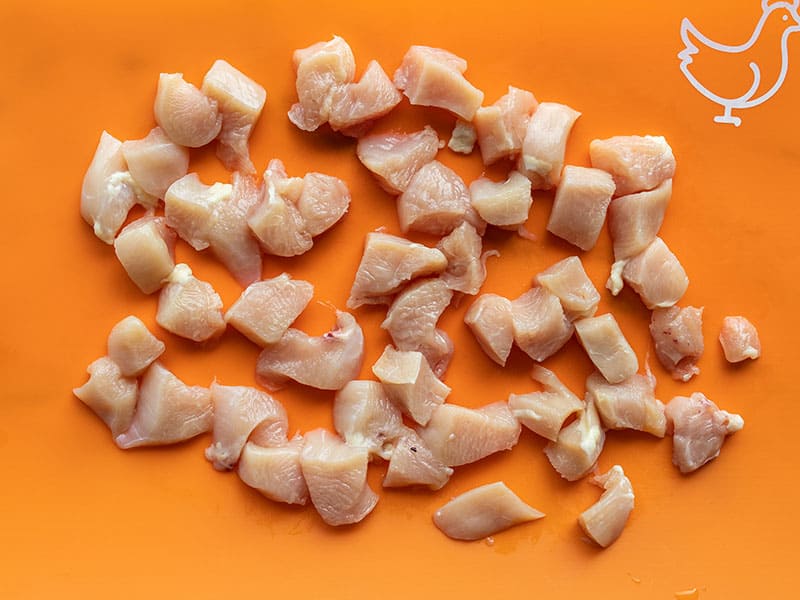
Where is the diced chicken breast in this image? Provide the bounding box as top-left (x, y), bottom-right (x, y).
top-left (621, 237), bottom-right (689, 309)
top-left (295, 171), bottom-right (350, 237)
top-left (544, 396), bottom-right (605, 481)
top-left (255, 310), bottom-right (364, 391)
top-left (107, 315), bottom-right (165, 377)
top-left (509, 365), bottom-right (584, 442)
top-left (511, 287), bottom-right (574, 362)
top-left (578, 465), bottom-right (635, 548)
top-left (154, 72), bottom-right (222, 148)
top-left (417, 402), bottom-right (521, 467)
top-left (589, 135), bottom-right (676, 197)
top-left (437, 222), bottom-right (487, 295)
top-left (448, 119), bottom-right (477, 154)
top-left (719, 316), bottom-right (761, 363)
top-left (328, 60), bottom-right (402, 135)
top-left (238, 437), bottom-right (309, 505)
top-left (473, 86), bottom-right (538, 165)
top-left (225, 274), bottom-right (313, 346)
top-left (464, 294), bottom-right (515, 366)
top-left (420, 329), bottom-right (455, 379)
top-left (300, 428), bottom-right (378, 526)
top-left (347, 232), bottom-right (447, 308)
top-left (547, 166), bottom-right (615, 251)
top-left (356, 126), bottom-right (440, 194)
top-left (393, 45), bottom-right (484, 120)
top-left (383, 431), bottom-right (453, 490)
top-left (650, 306), bottom-right (704, 382)
top-left (156, 264), bottom-right (226, 342)
top-left (469, 171), bottom-right (532, 229)
top-left (535, 256), bottom-right (600, 321)
top-left (665, 393), bottom-right (744, 473)
top-left (574, 314), bottom-right (639, 384)
top-left (114, 216), bottom-right (176, 294)
top-left (115, 362), bottom-right (212, 448)
top-left (518, 102), bottom-right (581, 190)
top-left (164, 173), bottom-right (232, 251)
top-left (121, 127), bottom-right (190, 200)
top-left (608, 179), bottom-right (672, 261)
top-left (73, 357), bottom-right (138, 437)
top-left (586, 370), bottom-right (666, 436)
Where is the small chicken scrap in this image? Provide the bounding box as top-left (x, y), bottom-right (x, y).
top-left (511, 286), bottom-right (574, 362)
top-left (437, 222), bottom-right (491, 295)
top-left (518, 102), bottom-right (581, 190)
top-left (578, 465), bottom-right (634, 547)
top-left (156, 264), bottom-right (226, 343)
top-left (154, 72), bottom-right (222, 148)
top-left (719, 316), bottom-right (761, 363)
top-left (464, 293), bottom-right (515, 366)
top-left (574, 314), bottom-right (639, 384)
top-left (121, 127), bottom-right (190, 200)
top-left (650, 306), bottom-right (704, 382)
top-left (544, 396), bottom-right (605, 481)
top-left (469, 171), bottom-right (532, 230)
top-left (534, 256), bottom-right (600, 321)
top-left (509, 366), bottom-right (584, 442)
top-left (589, 135), bottom-right (676, 197)
top-left (114, 216), bottom-right (176, 294)
top-left (586, 370), bottom-right (666, 437)
top-left (356, 126), bottom-right (441, 194)
top-left (107, 315), bottom-right (166, 377)
top-left (238, 437), bottom-right (309, 505)
top-left (473, 86), bottom-right (537, 165)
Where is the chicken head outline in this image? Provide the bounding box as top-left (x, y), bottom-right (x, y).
top-left (679, 0), bottom-right (800, 126)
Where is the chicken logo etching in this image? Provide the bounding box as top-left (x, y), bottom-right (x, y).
top-left (679, 0), bottom-right (800, 126)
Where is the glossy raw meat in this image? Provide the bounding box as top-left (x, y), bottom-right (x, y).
top-left (535, 256), bottom-right (600, 321)
top-left (113, 216), bottom-right (176, 294)
top-left (356, 126), bottom-right (440, 194)
top-left (383, 431), bottom-right (453, 490)
top-left (473, 86), bottom-right (537, 165)
top-left (469, 171), bottom-right (532, 228)
top-left (586, 370), bottom-right (666, 437)
top-left (437, 222), bottom-right (487, 295)
top-left (107, 315), bottom-right (165, 377)
top-left (719, 316), bottom-right (761, 363)
top-left (156, 264), bottom-right (225, 342)
top-left (164, 173), bottom-right (232, 251)
top-left (121, 127), bottom-right (189, 199)
top-left (448, 119), bottom-right (476, 154)
top-left (73, 357), bottom-right (138, 438)
top-left (547, 165), bottom-right (615, 251)
top-left (238, 437), bottom-right (309, 505)
top-left (294, 171), bottom-right (350, 237)
top-left (518, 102), bottom-right (581, 189)
top-left (328, 59), bottom-right (402, 135)
top-left (154, 72), bottom-right (222, 148)
top-left (607, 179), bottom-right (672, 261)
top-left (578, 465), bottom-right (635, 548)
top-left (544, 396), bottom-right (605, 481)
top-left (511, 287), bottom-right (574, 362)
top-left (621, 237), bottom-right (689, 309)
top-left (509, 365), bottom-right (584, 442)
top-left (574, 314), bottom-right (638, 384)
top-left (464, 293), bottom-right (514, 366)
top-left (589, 135), bottom-right (676, 197)
top-left (650, 306), bottom-right (704, 382)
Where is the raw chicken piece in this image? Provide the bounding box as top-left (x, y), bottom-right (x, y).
top-left (547, 166), bottom-right (616, 251)
top-left (156, 264), bottom-right (225, 342)
top-left (238, 437), bottom-right (308, 505)
top-left (665, 393), bottom-right (744, 473)
top-left (164, 173), bottom-right (233, 251)
top-left (393, 45), bottom-right (484, 120)
top-left (607, 180), bottom-right (672, 261)
top-left (518, 102), bottom-right (581, 190)
top-left (417, 402), bottom-right (521, 467)
top-left (719, 316), bottom-right (761, 363)
top-left (328, 60), bottom-right (402, 135)
top-left (448, 119), bottom-right (476, 154)
top-left (419, 329), bottom-right (455, 379)
top-left (121, 127), bottom-right (190, 199)
top-left (509, 365), bottom-right (584, 442)
top-left (469, 171), bottom-right (532, 229)
top-left (464, 294), bottom-right (514, 366)
top-left (621, 237), bottom-right (689, 309)
top-left (383, 431), bottom-right (453, 490)
top-left (473, 86), bottom-right (538, 165)
top-left (433, 481), bottom-right (544, 541)
top-left (544, 396), bottom-right (605, 481)
top-left (356, 126), bottom-right (440, 194)
top-left (574, 314), bottom-right (639, 384)
top-left (114, 216), bottom-right (176, 294)
top-left (73, 357), bottom-right (138, 437)
top-left (535, 256), bottom-right (600, 321)
top-left (255, 310), bottom-right (364, 391)
top-left (347, 232), bottom-right (447, 308)
top-left (397, 160), bottom-right (485, 236)
top-left (437, 222), bottom-right (488, 295)
top-left (589, 135), bottom-right (676, 197)
top-left (586, 370), bottom-right (666, 437)
top-left (107, 315), bottom-right (165, 377)
top-left (115, 362), bottom-right (212, 448)
top-left (650, 306), bottom-right (704, 382)
top-left (154, 72), bottom-right (222, 148)
top-left (511, 287), bottom-right (574, 362)
top-left (294, 171), bottom-right (350, 237)
top-left (578, 465), bottom-right (634, 548)
top-left (300, 428), bottom-right (378, 526)
top-left (225, 274), bottom-right (313, 346)
top-left (372, 346), bottom-right (451, 426)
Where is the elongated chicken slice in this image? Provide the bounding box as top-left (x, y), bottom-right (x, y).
top-left (665, 393), bottom-right (744, 473)
top-left (114, 216), bottom-right (176, 294)
top-left (535, 256), bottom-right (600, 321)
top-left (719, 316), bottom-right (761, 363)
top-left (544, 396), bottom-right (605, 481)
top-left (201, 59), bottom-right (266, 174)
top-left (586, 370), bottom-right (666, 436)
top-left (255, 310), bottom-right (364, 391)
top-left (384, 431), bottom-right (453, 490)
top-left (164, 173), bottom-right (232, 251)
top-left (107, 315), bottom-right (165, 377)
top-left (238, 437), bottom-right (309, 505)
top-left (437, 222), bottom-right (488, 295)
top-left (474, 86), bottom-right (538, 165)
top-left (372, 346), bottom-right (451, 426)
top-left (518, 102), bottom-right (581, 190)
top-left (469, 171), bottom-right (532, 229)
top-left (511, 287), bottom-right (574, 362)
top-left (300, 429), bottom-right (378, 526)
top-left (464, 294), bottom-right (514, 366)
top-left (115, 362), bottom-right (212, 449)
top-left (448, 119), bottom-right (476, 154)
top-left (121, 127), bottom-right (190, 200)
top-left (547, 166), bottom-right (615, 251)
top-left (650, 306), bottom-right (704, 382)
top-left (393, 45), bottom-right (484, 120)
top-left (621, 237), bottom-right (688, 309)
top-left (347, 232), bottom-right (447, 308)
top-left (574, 314), bottom-right (638, 384)
top-left (328, 60), bottom-right (402, 135)
top-left (589, 135), bottom-right (676, 197)
top-left (356, 126), bottom-right (440, 194)
top-left (156, 264), bottom-right (225, 342)
top-left (225, 274), bottom-right (313, 346)
top-left (417, 402), bottom-right (521, 467)
top-left (578, 465), bottom-right (634, 548)
top-left (294, 171), bottom-right (350, 237)
top-left (154, 73), bottom-right (222, 148)
top-left (73, 357), bottom-right (138, 437)
top-left (608, 180), bottom-right (672, 261)
top-left (509, 365), bottom-right (584, 442)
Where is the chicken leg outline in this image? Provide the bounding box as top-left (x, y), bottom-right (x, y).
top-left (678, 0), bottom-right (800, 126)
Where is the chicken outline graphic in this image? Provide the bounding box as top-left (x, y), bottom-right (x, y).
top-left (679, 0), bottom-right (800, 126)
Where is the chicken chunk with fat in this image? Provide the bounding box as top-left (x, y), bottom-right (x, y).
top-left (464, 294), bottom-right (515, 366)
top-left (518, 102), bottom-right (581, 190)
top-left (620, 237), bottom-right (689, 309)
top-left (574, 314), bottom-right (639, 384)
top-left (719, 316), bottom-right (761, 363)
top-left (238, 437), bottom-right (309, 505)
top-left (156, 264), bottom-right (226, 342)
top-left (356, 126), bottom-right (440, 194)
top-left (383, 431), bottom-right (453, 490)
top-left (589, 135), bottom-right (676, 197)
top-left (511, 287), bottom-right (574, 362)
top-left (107, 315), bottom-right (165, 377)
top-left (437, 222), bottom-right (489, 295)
top-left (114, 216), bottom-right (176, 294)
top-left (469, 171), bottom-right (532, 229)
top-left (448, 120), bottom-right (476, 154)
top-left (544, 396), bottom-right (605, 481)
top-left (535, 256), bottom-right (600, 321)
top-left (327, 60), bottom-right (402, 136)
top-left (586, 370), bottom-right (666, 437)
top-left (121, 127), bottom-right (190, 200)
top-left (473, 86), bottom-right (538, 165)
top-left (650, 306), bottom-right (704, 382)
top-left (578, 465), bottom-right (634, 548)
top-left (154, 72), bottom-right (222, 148)
top-left (547, 166), bottom-right (615, 251)
top-left (608, 180), bottom-right (672, 261)
top-left (73, 357), bottom-right (138, 438)
top-left (509, 366), bottom-right (584, 442)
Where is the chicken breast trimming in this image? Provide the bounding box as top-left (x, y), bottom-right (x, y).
top-left (574, 314), bottom-right (639, 384)
top-left (154, 72), bottom-right (222, 148)
top-left (589, 135), bottom-right (676, 197)
top-left (464, 293), bottom-right (515, 366)
top-left (473, 86), bottom-right (538, 165)
top-left (73, 357), bottom-right (138, 438)
top-left (436, 222), bottom-right (489, 295)
top-left (650, 306), bottom-right (704, 382)
top-left (238, 437), bottom-right (309, 505)
top-left (469, 171), bottom-right (532, 229)
top-left (156, 264), bottom-right (226, 343)
top-left (113, 216), bottom-right (177, 295)
top-left (544, 396), bottom-right (605, 481)
top-left (586, 370), bottom-right (666, 437)
top-left (517, 102), bottom-right (581, 190)
top-left (511, 286), bottom-right (574, 362)
top-left (356, 126), bottom-right (440, 194)
top-left (620, 237), bottom-right (689, 309)
top-left (509, 365), bottom-right (584, 442)
top-left (448, 119), bottom-right (476, 154)
top-left (719, 316), bottom-right (761, 363)
top-left (107, 315), bottom-right (165, 377)
top-left (535, 256), bottom-right (600, 321)
top-left (578, 465), bottom-right (635, 548)
top-left (547, 166), bottom-right (615, 251)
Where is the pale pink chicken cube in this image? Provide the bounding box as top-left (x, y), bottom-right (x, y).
top-left (518, 102), bottom-right (581, 190)
top-left (393, 45), bottom-right (484, 120)
top-left (608, 179), bottom-right (672, 261)
top-left (547, 166), bottom-right (616, 251)
top-left (544, 396), bottom-right (605, 481)
top-left (156, 264), bottom-right (226, 342)
top-left (238, 437), bottom-right (309, 505)
top-left (511, 286), bottom-right (575, 362)
top-left (448, 119), bottom-right (476, 154)
top-left (356, 126), bottom-right (440, 194)
top-left (535, 256), bottom-right (600, 321)
top-left (589, 135), bottom-right (676, 197)
top-left (201, 59), bottom-right (266, 174)
top-left (115, 362), bottom-right (212, 449)
top-left (328, 60), bottom-right (402, 136)
top-left (469, 171), bottom-right (532, 229)
top-left (255, 310), bottom-right (364, 391)
top-left (121, 127), bottom-right (190, 200)
top-left (294, 171), bottom-right (351, 237)
top-left (650, 306), bottom-right (704, 382)
top-left (719, 316), bottom-right (761, 363)
top-left (473, 86), bottom-right (538, 165)
top-left (420, 329), bottom-right (456, 380)
top-left (578, 465), bottom-right (635, 548)
top-left (665, 392), bottom-right (744, 473)
top-left (586, 370), bottom-right (666, 437)
top-left (437, 222), bottom-right (488, 295)
top-left (107, 315), bottom-right (165, 377)
top-left (464, 293), bottom-right (514, 366)
top-left (574, 314), bottom-right (639, 384)
top-left (114, 216), bottom-right (176, 294)
top-left (383, 431), bottom-right (453, 490)
top-left (509, 365), bottom-right (584, 442)
top-left (434, 481), bottom-right (544, 541)
top-left (164, 173), bottom-right (233, 251)
top-left (225, 274), bottom-right (313, 346)
top-left (154, 72), bottom-right (222, 148)
top-left (73, 356), bottom-right (138, 438)
top-left (620, 237), bottom-right (689, 309)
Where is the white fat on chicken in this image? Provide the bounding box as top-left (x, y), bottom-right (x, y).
top-left (154, 72), bottom-right (222, 148)
top-left (383, 431), bottom-right (453, 490)
top-left (586, 370), bottom-right (666, 437)
top-left (719, 316), bottom-right (761, 363)
top-left (509, 365), bottom-right (584, 442)
top-left (511, 286), bottom-right (574, 362)
top-left (114, 216), bottom-right (176, 294)
top-left (327, 60), bottom-right (402, 136)
top-left (578, 465), bottom-right (635, 548)
top-left (121, 127), bottom-right (190, 200)
top-left (107, 315), bottom-right (165, 377)
top-left (238, 437), bottom-right (309, 505)
top-left (517, 102), bottom-right (581, 190)
top-left (589, 135), bottom-right (676, 197)
top-left (469, 171), bottom-right (532, 229)
top-left (544, 396), bottom-right (605, 481)
top-left (574, 314), bottom-right (639, 384)
top-left (650, 306), bottom-right (704, 382)
top-left (73, 357), bottom-right (138, 438)
top-left (437, 222), bottom-right (488, 295)
top-left (356, 126), bottom-right (440, 194)
top-left (464, 293), bottom-right (515, 366)
top-left (621, 237), bottom-right (689, 309)
top-left (156, 264), bottom-right (225, 343)
top-left (547, 166), bottom-right (615, 251)
top-left (607, 179), bottom-right (672, 261)
top-left (448, 119), bottom-right (477, 154)
top-left (473, 86), bottom-right (538, 165)
top-left (535, 256), bottom-right (600, 321)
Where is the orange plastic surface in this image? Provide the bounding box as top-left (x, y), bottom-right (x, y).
top-left (1, 0), bottom-right (798, 597)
